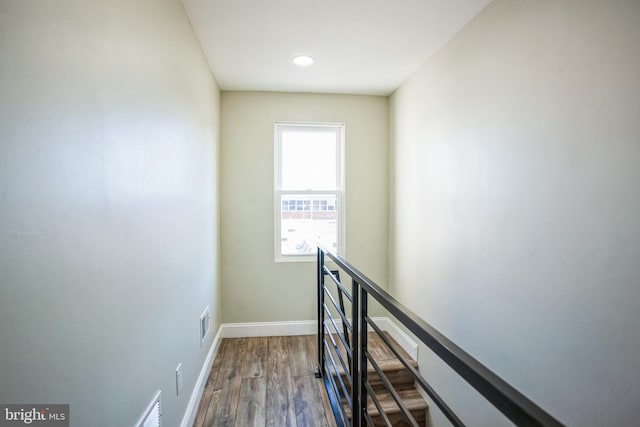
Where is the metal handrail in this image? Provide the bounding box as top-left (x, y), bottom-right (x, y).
top-left (317, 245), bottom-right (564, 427)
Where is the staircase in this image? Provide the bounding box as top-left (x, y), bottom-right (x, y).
top-left (331, 331), bottom-right (428, 427)
top-left (318, 247), bottom-right (564, 427)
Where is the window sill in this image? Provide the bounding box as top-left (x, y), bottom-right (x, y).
top-left (275, 255), bottom-right (317, 263)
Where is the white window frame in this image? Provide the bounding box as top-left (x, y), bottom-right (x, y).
top-left (274, 122), bottom-right (345, 262)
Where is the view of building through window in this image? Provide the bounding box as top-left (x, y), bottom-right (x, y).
top-left (275, 123), bottom-right (344, 260)
top-left (280, 194), bottom-right (338, 255)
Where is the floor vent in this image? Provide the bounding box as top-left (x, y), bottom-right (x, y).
top-left (137, 390), bottom-right (162, 427)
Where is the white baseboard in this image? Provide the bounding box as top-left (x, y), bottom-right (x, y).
top-left (220, 319), bottom-right (318, 338)
top-left (179, 326), bottom-right (223, 427)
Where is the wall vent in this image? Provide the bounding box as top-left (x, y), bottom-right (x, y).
top-left (137, 390), bottom-right (162, 427)
top-left (200, 305), bottom-right (211, 346)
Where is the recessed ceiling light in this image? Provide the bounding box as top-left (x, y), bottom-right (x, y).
top-left (292, 55), bottom-right (314, 66)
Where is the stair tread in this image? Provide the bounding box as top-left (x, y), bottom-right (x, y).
top-left (327, 332), bottom-right (417, 377)
top-left (368, 332), bottom-right (414, 361)
top-left (367, 388), bottom-right (428, 414)
top-left (331, 356), bottom-right (418, 377)
top-left (344, 388), bottom-right (428, 418)
top-left (370, 357), bottom-right (418, 372)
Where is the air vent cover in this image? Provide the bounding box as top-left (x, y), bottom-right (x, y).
top-left (138, 391), bottom-right (161, 427)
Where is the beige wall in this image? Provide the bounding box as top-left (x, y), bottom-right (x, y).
top-left (0, 1), bottom-right (220, 426)
top-left (221, 91), bottom-right (388, 323)
top-left (390, 1), bottom-right (640, 425)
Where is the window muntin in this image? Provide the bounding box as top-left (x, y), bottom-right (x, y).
top-left (275, 123), bottom-right (344, 261)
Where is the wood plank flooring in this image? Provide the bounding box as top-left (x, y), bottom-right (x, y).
top-left (194, 335), bottom-right (337, 427)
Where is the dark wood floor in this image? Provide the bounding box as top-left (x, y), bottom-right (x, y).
top-left (193, 335), bottom-right (337, 427)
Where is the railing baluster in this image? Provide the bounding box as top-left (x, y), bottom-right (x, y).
top-left (317, 247), bottom-right (325, 378)
top-left (360, 286), bottom-right (368, 427)
top-left (338, 271), bottom-right (351, 370)
top-left (351, 278), bottom-right (359, 427)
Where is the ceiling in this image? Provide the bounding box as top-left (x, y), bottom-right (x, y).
top-left (181, 0), bottom-right (492, 95)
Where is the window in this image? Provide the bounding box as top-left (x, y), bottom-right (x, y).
top-left (275, 122), bottom-right (344, 261)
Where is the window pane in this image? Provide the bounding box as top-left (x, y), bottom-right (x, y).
top-left (280, 194), bottom-right (338, 255)
top-left (281, 131), bottom-right (337, 190)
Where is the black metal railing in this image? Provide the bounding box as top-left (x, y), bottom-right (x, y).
top-left (316, 246), bottom-right (564, 427)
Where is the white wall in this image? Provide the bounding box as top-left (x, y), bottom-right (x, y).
top-left (0, 1), bottom-right (220, 426)
top-left (390, 1), bottom-right (640, 425)
top-left (220, 91), bottom-right (388, 323)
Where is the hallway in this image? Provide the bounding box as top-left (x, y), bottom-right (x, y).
top-left (2, 2), bottom-right (639, 425)
top-left (193, 335), bottom-right (336, 427)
